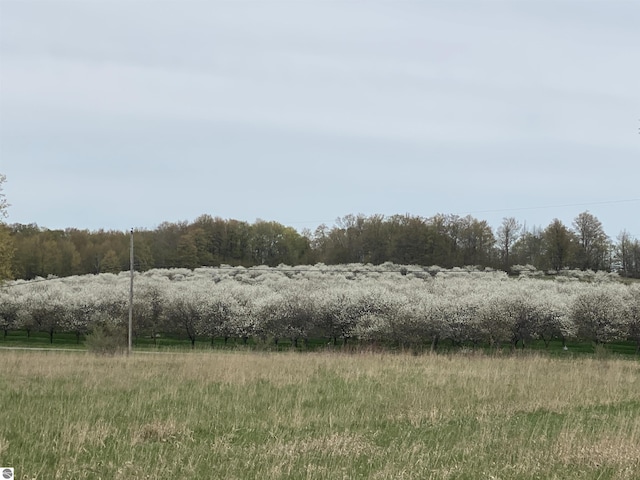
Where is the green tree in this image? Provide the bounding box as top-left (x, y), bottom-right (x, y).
top-left (101, 249), bottom-right (122, 273)
top-left (66, 228), bottom-right (94, 273)
top-left (222, 219), bottom-right (252, 264)
top-left (360, 214), bottom-right (388, 264)
top-left (335, 214), bottom-right (366, 263)
top-left (176, 232), bottom-right (199, 269)
top-left (190, 215), bottom-right (224, 265)
top-left (133, 230), bottom-right (155, 271)
top-left (17, 230), bottom-right (64, 278)
top-left (0, 225), bottom-right (13, 280)
top-left (511, 225), bottom-right (544, 268)
top-left (426, 214), bottom-right (458, 268)
top-left (542, 219), bottom-right (576, 271)
top-left (458, 215), bottom-right (495, 266)
top-left (85, 229), bottom-right (128, 274)
top-left (249, 220), bottom-right (309, 266)
top-left (387, 214), bottom-right (431, 265)
top-left (9, 224), bottom-right (39, 279)
top-left (152, 221), bottom-right (188, 268)
top-left (427, 214), bottom-right (486, 267)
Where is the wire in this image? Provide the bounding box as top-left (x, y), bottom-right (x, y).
top-left (454, 198), bottom-right (640, 216)
top-left (279, 198), bottom-right (640, 228)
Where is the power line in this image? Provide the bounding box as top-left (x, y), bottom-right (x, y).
top-left (280, 198), bottom-right (640, 227)
top-left (455, 198), bottom-right (640, 217)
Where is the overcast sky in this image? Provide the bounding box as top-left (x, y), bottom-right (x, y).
top-left (1, 0), bottom-right (638, 239)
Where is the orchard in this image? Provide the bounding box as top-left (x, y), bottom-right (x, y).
top-left (1, 263), bottom-right (639, 352)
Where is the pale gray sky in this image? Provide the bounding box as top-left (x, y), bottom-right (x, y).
top-left (1, 0), bottom-right (639, 239)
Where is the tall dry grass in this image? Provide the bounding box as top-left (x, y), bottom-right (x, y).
top-left (1, 349), bottom-right (639, 479)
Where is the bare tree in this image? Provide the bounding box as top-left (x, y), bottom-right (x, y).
top-left (496, 217), bottom-right (521, 272)
top-left (616, 230), bottom-right (633, 276)
top-left (0, 174), bottom-right (13, 280)
top-left (572, 211), bottom-right (610, 271)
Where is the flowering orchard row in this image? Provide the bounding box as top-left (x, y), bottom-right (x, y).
top-left (2, 264), bottom-right (639, 349)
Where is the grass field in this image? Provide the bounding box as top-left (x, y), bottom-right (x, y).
top-left (1, 350), bottom-right (640, 479)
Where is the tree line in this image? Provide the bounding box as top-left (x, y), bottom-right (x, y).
top-left (4, 211), bottom-right (640, 280)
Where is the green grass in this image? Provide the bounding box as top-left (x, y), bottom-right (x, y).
top-left (3, 329), bottom-right (640, 357)
top-left (0, 330), bottom-right (86, 349)
top-left (1, 350), bottom-right (640, 479)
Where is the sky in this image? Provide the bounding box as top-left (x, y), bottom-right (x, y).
top-left (1, 1), bottom-right (639, 240)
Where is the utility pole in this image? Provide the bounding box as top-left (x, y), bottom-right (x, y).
top-left (128, 228), bottom-right (134, 355)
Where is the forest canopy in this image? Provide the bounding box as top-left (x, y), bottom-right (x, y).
top-left (5, 212), bottom-right (640, 280)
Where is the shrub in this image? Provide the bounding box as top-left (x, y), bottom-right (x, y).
top-left (85, 323), bottom-right (127, 356)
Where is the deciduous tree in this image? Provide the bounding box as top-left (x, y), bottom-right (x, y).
top-left (496, 217), bottom-right (521, 272)
top-left (0, 174), bottom-right (14, 280)
top-left (573, 211), bottom-right (610, 271)
top-left (542, 219), bottom-right (576, 271)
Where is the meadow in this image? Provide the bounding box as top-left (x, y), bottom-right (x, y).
top-left (1, 349), bottom-right (640, 479)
